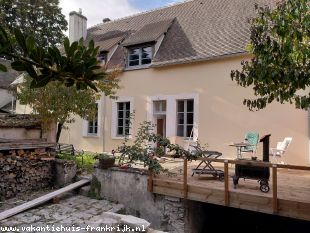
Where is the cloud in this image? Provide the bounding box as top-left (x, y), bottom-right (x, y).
top-left (59, 0), bottom-right (139, 28)
top-left (167, 0), bottom-right (185, 6)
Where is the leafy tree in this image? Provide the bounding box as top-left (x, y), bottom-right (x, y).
top-left (0, 0), bottom-right (67, 48)
top-left (231, 0), bottom-right (310, 110)
top-left (15, 71), bottom-right (120, 142)
top-left (0, 27), bottom-right (108, 90)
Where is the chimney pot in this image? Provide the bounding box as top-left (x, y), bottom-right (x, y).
top-left (102, 18), bottom-right (111, 23)
top-left (69, 10), bottom-right (87, 44)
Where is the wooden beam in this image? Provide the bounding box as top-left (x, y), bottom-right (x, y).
top-left (272, 165), bottom-right (278, 214)
top-left (153, 179), bottom-right (183, 190)
top-left (224, 161), bottom-right (229, 206)
top-left (183, 158), bottom-right (188, 198)
top-left (0, 179), bottom-right (90, 221)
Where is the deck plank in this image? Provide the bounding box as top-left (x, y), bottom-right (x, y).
top-left (0, 179), bottom-right (90, 221)
top-left (153, 161), bottom-right (310, 221)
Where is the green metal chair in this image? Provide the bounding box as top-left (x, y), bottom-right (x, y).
top-left (241, 132), bottom-right (259, 155)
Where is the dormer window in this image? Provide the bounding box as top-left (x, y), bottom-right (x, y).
top-left (128, 46), bottom-right (152, 67)
top-left (98, 50), bottom-right (108, 64)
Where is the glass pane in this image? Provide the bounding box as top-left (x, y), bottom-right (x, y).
top-left (98, 51), bottom-right (106, 63)
top-left (129, 60), bottom-right (139, 66)
top-left (129, 48), bottom-right (140, 56)
top-left (94, 121), bottom-right (98, 127)
top-left (94, 127), bottom-right (98, 134)
top-left (177, 113), bottom-right (184, 124)
top-left (187, 113), bottom-right (194, 124)
top-left (154, 101), bottom-right (160, 112)
top-left (88, 126), bottom-right (93, 133)
top-left (141, 58), bottom-right (151, 65)
top-left (162, 101), bottom-right (166, 111)
top-left (186, 125), bottom-right (193, 137)
top-left (177, 101), bottom-right (184, 112)
top-left (125, 127), bottom-right (130, 135)
top-left (125, 102), bottom-right (130, 110)
top-left (118, 110), bottom-right (123, 118)
top-left (118, 102), bottom-right (123, 110)
top-left (142, 47), bottom-right (152, 59)
top-left (125, 110), bottom-right (130, 118)
top-left (129, 54), bottom-right (139, 60)
top-left (118, 127), bottom-right (123, 135)
top-left (125, 119), bottom-right (130, 127)
top-left (187, 99), bottom-right (194, 112)
top-left (118, 119), bottom-right (123, 127)
top-left (177, 125), bottom-right (184, 137)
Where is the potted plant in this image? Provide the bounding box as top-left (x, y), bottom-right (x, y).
top-left (96, 153), bottom-right (115, 169)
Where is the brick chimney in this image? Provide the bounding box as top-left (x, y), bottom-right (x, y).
top-left (69, 9), bottom-right (87, 44)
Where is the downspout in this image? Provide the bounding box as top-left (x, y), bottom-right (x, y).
top-left (102, 95), bottom-right (107, 152)
top-left (308, 108), bottom-right (310, 164)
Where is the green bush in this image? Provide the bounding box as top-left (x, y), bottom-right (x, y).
top-left (57, 152), bottom-right (97, 174)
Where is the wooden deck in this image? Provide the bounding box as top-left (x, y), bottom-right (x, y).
top-left (148, 158), bottom-right (310, 221)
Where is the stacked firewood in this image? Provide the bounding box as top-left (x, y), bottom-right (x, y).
top-left (0, 149), bottom-right (55, 199)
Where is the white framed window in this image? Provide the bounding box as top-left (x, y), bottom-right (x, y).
top-left (98, 50), bottom-right (108, 65)
top-left (117, 102), bottom-right (131, 136)
top-left (82, 101), bottom-right (101, 137)
top-left (147, 93), bottom-right (199, 141)
top-left (87, 103), bottom-right (98, 135)
top-left (128, 46), bottom-right (152, 67)
top-left (111, 97), bottom-right (134, 139)
top-left (177, 99), bottom-right (194, 138)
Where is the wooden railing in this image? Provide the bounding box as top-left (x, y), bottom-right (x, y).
top-left (148, 157), bottom-right (310, 214)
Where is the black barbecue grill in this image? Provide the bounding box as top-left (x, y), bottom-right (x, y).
top-left (232, 134), bottom-right (271, 193)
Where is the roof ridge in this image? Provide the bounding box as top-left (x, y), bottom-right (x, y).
top-left (87, 0), bottom-right (194, 30)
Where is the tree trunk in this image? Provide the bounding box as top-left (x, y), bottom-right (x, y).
top-left (56, 122), bottom-right (64, 142)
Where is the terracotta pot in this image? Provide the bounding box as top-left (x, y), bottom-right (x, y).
top-left (98, 157), bottom-right (115, 169)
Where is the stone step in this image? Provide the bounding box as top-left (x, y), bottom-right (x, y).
top-left (147, 229), bottom-right (168, 233)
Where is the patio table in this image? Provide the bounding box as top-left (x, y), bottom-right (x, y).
top-left (229, 142), bottom-right (252, 159)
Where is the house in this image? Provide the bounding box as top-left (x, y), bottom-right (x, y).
top-left (19, 0), bottom-right (309, 165)
top-left (0, 58), bottom-right (18, 114)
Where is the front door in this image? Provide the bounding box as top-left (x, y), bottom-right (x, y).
top-left (157, 118), bottom-right (165, 137)
top-left (156, 118), bottom-right (166, 149)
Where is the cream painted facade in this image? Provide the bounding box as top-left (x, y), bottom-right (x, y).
top-left (58, 54), bottom-right (309, 165)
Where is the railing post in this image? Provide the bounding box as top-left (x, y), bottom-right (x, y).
top-left (272, 165), bottom-right (278, 214)
top-left (183, 158), bottom-right (188, 199)
top-left (148, 171), bottom-right (153, 192)
top-left (224, 160), bottom-right (229, 206)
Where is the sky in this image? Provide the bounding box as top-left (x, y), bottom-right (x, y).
top-left (59, 0), bottom-right (184, 29)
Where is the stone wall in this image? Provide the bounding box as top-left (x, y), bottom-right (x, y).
top-left (0, 151), bottom-right (53, 199)
top-left (93, 168), bottom-right (185, 233)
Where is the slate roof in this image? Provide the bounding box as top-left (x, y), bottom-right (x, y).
top-left (0, 59), bottom-right (19, 89)
top-left (87, 0), bottom-right (275, 68)
top-left (122, 18), bottom-right (175, 47)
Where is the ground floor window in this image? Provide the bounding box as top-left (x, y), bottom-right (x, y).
top-left (117, 102), bottom-right (131, 136)
top-left (88, 103), bottom-right (98, 135)
top-left (177, 99), bottom-right (194, 138)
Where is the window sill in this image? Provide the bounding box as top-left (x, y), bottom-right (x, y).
top-left (112, 135), bottom-right (133, 140)
top-left (125, 64), bottom-right (151, 71)
top-left (83, 134), bottom-right (99, 138)
top-left (176, 137), bottom-right (195, 141)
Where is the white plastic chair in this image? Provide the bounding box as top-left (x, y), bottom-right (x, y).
top-left (270, 137), bottom-right (292, 164)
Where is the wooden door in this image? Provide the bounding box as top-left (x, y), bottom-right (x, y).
top-left (157, 118), bottom-right (164, 136)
